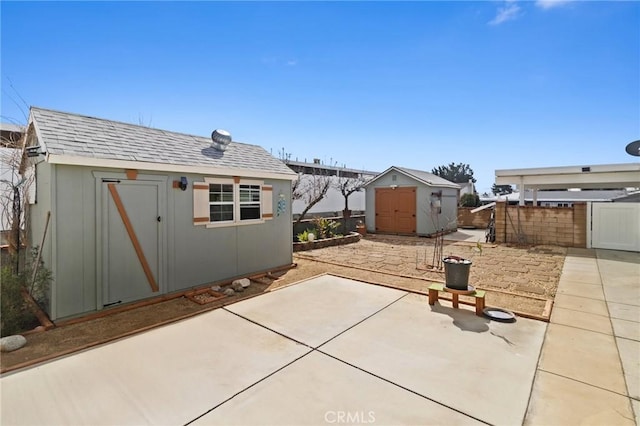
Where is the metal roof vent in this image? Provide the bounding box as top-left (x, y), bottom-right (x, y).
top-left (211, 129), bottom-right (232, 152)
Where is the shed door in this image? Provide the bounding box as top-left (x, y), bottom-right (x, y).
top-left (375, 187), bottom-right (416, 234)
top-left (591, 202), bottom-right (640, 252)
top-left (102, 180), bottom-right (165, 306)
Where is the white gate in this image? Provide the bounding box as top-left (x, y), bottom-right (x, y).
top-left (590, 202), bottom-right (640, 252)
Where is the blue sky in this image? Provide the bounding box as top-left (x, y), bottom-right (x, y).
top-left (1, 1), bottom-right (638, 194)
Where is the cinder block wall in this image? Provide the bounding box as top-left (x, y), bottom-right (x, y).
top-left (494, 201), bottom-right (587, 247)
top-left (457, 207), bottom-right (492, 228)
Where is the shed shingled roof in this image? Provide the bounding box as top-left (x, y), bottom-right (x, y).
top-left (30, 107), bottom-right (296, 177)
top-left (366, 166), bottom-right (460, 189)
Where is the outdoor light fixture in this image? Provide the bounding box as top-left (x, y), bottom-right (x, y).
top-left (430, 191), bottom-right (442, 214)
top-left (25, 146), bottom-right (43, 157)
top-left (179, 176), bottom-right (188, 191)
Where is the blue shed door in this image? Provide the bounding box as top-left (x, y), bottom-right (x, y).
top-left (102, 180), bottom-right (165, 306)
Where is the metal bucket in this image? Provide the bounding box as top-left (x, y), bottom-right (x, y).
top-left (443, 256), bottom-right (472, 290)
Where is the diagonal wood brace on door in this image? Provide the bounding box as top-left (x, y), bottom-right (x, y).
top-left (108, 184), bottom-right (159, 292)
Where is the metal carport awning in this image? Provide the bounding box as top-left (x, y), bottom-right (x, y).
top-left (494, 163), bottom-right (640, 205)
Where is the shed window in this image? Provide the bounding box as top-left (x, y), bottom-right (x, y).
top-left (209, 183), bottom-right (234, 222)
top-left (239, 184), bottom-right (261, 220)
top-left (194, 178), bottom-right (273, 227)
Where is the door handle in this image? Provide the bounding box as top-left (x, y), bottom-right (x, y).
top-left (157, 216), bottom-right (161, 222)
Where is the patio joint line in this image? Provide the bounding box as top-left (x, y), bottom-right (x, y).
top-left (185, 292), bottom-right (412, 425)
top-left (567, 324), bottom-right (617, 336)
top-left (316, 349), bottom-right (493, 426)
top-left (604, 300), bottom-right (640, 308)
top-left (183, 350), bottom-right (315, 426)
top-left (608, 317), bottom-right (640, 324)
top-left (537, 368), bottom-right (632, 399)
top-left (523, 318), bottom-right (551, 424)
top-left (222, 290), bottom-right (410, 350)
top-left (595, 251), bottom-right (638, 406)
top-left (314, 292), bottom-right (410, 349)
top-left (549, 321), bottom-right (619, 338)
top-left (551, 306), bottom-right (609, 318)
top-left (222, 307), bottom-right (315, 349)
top-left (557, 293), bottom-right (607, 302)
top-left (614, 335), bottom-right (640, 343)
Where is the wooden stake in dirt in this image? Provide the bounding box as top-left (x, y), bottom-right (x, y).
top-left (21, 211), bottom-right (55, 330)
top-left (30, 211), bottom-right (51, 292)
top-left (415, 230), bottom-right (444, 271)
top-left (431, 229), bottom-right (444, 270)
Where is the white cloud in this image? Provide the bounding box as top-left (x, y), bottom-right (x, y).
top-left (489, 1), bottom-right (522, 25)
top-left (536, 0), bottom-right (573, 10)
top-left (286, 60), bottom-right (298, 66)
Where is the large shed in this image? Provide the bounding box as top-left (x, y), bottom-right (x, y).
top-left (364, 166), bottom-right (460, 236)
top-left (23, 107), bottom-right (297, 320)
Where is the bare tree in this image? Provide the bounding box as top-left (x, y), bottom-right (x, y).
top-left (333, 172), bottom-right (369, 217)
top-left (0, 129), bottom-right (31, 271)
top-left (293, 171), bottom-right (331, 225)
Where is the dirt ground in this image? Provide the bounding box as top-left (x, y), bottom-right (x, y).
top-left (1, 235), bottom-right (565, 373)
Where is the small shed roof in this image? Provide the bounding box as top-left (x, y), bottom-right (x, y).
top-left (365, 166), bottom-right (460, 189)
top-left (28, 107), bottom-right (297, 180)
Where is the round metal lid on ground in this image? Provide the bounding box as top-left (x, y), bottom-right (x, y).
top-left (483, 307), bottom-right (516, 322)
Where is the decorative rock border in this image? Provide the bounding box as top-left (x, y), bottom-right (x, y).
top-left (293, 232), bottom-right (362, 252)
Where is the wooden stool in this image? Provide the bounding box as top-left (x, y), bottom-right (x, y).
top-left (428, 283), bottom-right (486, 316)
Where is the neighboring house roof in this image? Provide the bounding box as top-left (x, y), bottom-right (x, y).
top-left (285, 160), bottom-right (379, 176)
top-left (28, 107), bottom-right (297, 180)
top-left (481, 189), bottom-right (629, 203)
top-left (459, 181), bottom-right (475, 195)
top-left (0, 123), bottom-right (24, 133)
top-left (1, 123), bottom-right (25, 148)
top-left (365, 166), bottom-right (460, 189)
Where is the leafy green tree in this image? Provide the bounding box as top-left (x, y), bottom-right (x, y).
top-left (431, 163), bottom-right (476, 184)
top-left (491, 184), bottom-right (513, 195)
top-left (460, 193), bottom-right (481, 207)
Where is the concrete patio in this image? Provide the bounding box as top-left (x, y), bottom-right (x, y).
top-left (525, 248), bottom-right (639, 425)
top-left (2, 275), bottom-right (545, 425)
top-left (1, 248), bottom-right (637, 425)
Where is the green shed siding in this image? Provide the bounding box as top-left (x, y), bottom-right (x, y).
top-left (41, 164), bottom-right (292, 320)
top-left (54, 165), bottom-right (98, 317)
top-left (28, 161), bottom-right (54, 315)
top-left (365, 170), bottom-right (459, 236)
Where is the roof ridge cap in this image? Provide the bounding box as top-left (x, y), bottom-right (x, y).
top-left (30, 106), bottom-right (256, 146)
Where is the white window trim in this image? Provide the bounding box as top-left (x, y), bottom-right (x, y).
top-left (238, 181), bottom-right (262, 222)
top-left (203, 177), bottom-right (265, 228)
top-left (206, 177), bottom-right (235, 225)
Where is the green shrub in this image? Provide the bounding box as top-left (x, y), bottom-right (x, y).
top-left (312, 218), bottom-right (340, 239)
top-left (297, 229), bottom-right (315, 242)
top-left (1, 248), bottom-right (51, 337)
top-left (1, 266), bottom-right (32, 336)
